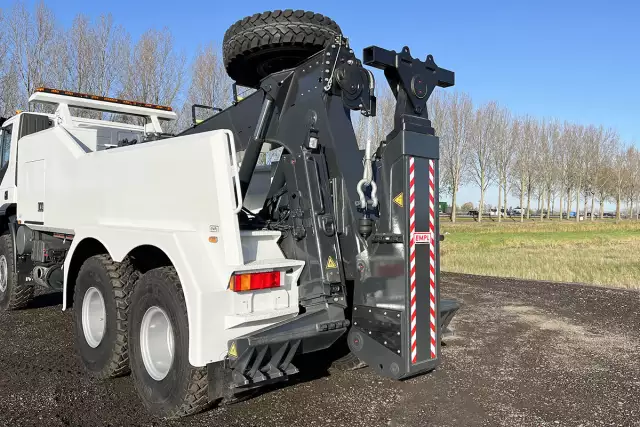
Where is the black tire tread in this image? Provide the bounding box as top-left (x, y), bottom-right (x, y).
top-left (73, 254), bottom-right (138, 379)
top-left (141, 267), bottom-right (210, 418)
top-left (0, 233), bottom-right (34, 310)
top-left (223, 9), bottom-right (342, 87)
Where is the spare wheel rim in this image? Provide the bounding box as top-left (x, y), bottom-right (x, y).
top-left (140, 306), bottom-right (175, 381)
top-left (82, 287), bottom-right (107, 348)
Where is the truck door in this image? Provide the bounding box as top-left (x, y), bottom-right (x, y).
top-left (0, 124), bottom-right (15, 204)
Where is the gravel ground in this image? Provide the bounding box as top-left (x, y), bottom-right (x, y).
top-left (0, 273), bottom-right (638, 427)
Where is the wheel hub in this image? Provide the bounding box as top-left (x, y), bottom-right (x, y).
top-left (82, 287), bottom-right (107, 348)
top-left (140, 306), bottom-right (175, 381)
top-left (0, 255), bottom-right (7, 293)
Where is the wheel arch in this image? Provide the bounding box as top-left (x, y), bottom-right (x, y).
top-left (0, 203), bottom-right (17, 233)
top-left (64, 238), bottom-right (183, 311)
top-left (63, 237), bottom-right (110, 310)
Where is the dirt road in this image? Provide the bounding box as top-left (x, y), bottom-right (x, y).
top-left (0, 273), bottom-right (638, 426)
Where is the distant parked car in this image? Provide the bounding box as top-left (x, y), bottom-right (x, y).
top-left (603, 212), bottom-right (615, 218)
top-left (489, 208), bottom-right (505, 217)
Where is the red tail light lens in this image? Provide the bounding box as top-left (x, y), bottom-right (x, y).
top-left (229, 271), bottom-right (281, 292)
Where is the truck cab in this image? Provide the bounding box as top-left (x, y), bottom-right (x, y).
top-left (0, 112), bottom-right (52, 215)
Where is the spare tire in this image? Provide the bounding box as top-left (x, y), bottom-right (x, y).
top-left (223, 10), bottom-right (342, 88)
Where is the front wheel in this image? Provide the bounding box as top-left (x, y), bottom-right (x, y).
top-left (128, 267), bottom-right (210, 418)
top-left (0, 232), bottom-right (34, 311)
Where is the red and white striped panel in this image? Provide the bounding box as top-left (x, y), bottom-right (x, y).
top-left (428, 159), bottom-right (437, 359)
top-left (409, 157), bottom-right (417, 364)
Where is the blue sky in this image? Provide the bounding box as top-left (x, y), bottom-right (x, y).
top-left (10, 0), bottom-right (640, 208)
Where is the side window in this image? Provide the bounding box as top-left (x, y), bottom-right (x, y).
top-left (0, 125), bottom-right (12, 169)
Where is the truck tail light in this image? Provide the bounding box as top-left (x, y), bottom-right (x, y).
top-left (229, 271), bottom-right (281, 292)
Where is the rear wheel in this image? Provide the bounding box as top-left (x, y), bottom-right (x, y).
top-left (128, 267), bottom-right (209, 418)
top-left (73, 254), bottom-right (137, 378)
top-left (223, 9), bottom-right (342, 87)
top-left (0, 232), bottom-right (34, 310)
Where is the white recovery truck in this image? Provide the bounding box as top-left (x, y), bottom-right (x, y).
top-left (0, 10), bottom-right (459, 418)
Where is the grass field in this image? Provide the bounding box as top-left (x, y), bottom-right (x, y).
top-left (440, 220), bottom-right (640, 288)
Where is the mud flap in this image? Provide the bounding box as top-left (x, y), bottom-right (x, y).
top-left (348, 131), bottom-right (452, 380)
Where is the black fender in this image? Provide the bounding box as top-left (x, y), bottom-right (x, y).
top-left (7, 221), bottom-right (17, 271)
top-left (0, 203), bottom-right (17, 271)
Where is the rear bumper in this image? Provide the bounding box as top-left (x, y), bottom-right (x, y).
top-left (207, 298), bottom-right (460, 399)
top-left (210, 303), bottom-right (348, 394)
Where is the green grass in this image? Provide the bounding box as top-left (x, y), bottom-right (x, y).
top-left (440, 220), bottom-right (640, 289)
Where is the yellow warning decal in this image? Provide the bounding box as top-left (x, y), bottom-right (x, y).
top-left (228, 341), bottom-right (238, 358)
top-left (326, 256), bottom-right (338, 269)
top-left (393, 192), bottom-right (404, 207)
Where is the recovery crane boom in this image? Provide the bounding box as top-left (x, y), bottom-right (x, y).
top-left (182, 38), bottom-right (459, 383)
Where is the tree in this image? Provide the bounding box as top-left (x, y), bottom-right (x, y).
top-left (545, 120), bottom-right (562, 219)
top-left (92, 14), bottom-right (129, 97)
top-left (371, 87), bottom-right (395, 148)
top-left (512, 118), bottom-right (527, 222)
top-left (120, 28), bottom-right (184, 108)
top-left (623, 147), bottom-right (640, 219)
top-left (611, 141), bottom-right (628, 221)
top-left (469, 101), bottom-right (498, 222)
top-left (439, 92), bottom-right (473, 222)
top-left (180, 43), bottom-right (232, 130)
top-left (491, 106), bottom-right (513, 223)
top-left (6, 1), bottom-right (58, 105)
top-left (536, 120), bottom-right (552, 221)
top-left (588, 126), bottom-right (617, 220)
top-left (522, 118), bottom-right (539, 220)
top-left (429, 91), bottom-right (448, 194)
top-left (461, 202), bottom-right (474, 212)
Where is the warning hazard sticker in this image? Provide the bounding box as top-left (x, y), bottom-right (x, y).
top-left (393, 192), bottom-right (404, 207)
top-left (413, 232), bottom-right (432, 244)
top-left (228, 342), bottom-right (238, 358)
top-left (326, 256), bottom-right (338, 269)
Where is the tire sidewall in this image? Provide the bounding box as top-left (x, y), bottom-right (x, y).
top-left (0, 234), bottom-right (16, 310)
top-left (129, 270), bottom-right (190, 415)
top-left (73, 257), bottom-right (118, 374)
